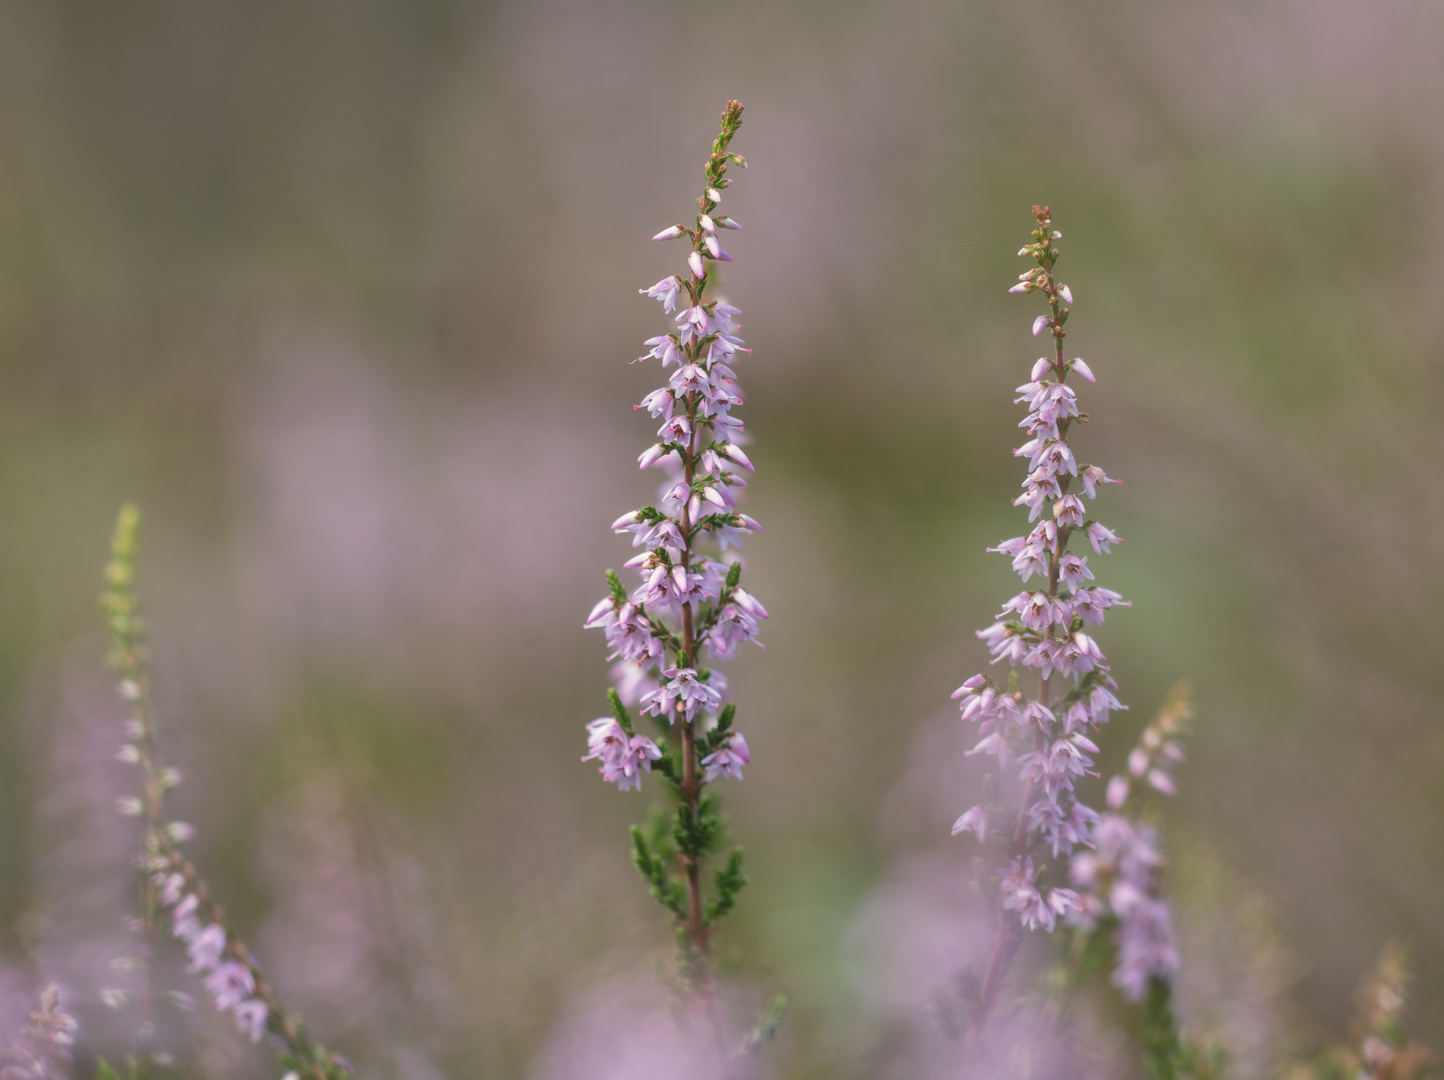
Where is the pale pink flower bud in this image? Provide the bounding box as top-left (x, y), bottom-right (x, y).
top-left (652, 225), bottom-right (686, 241)
top-left (732, 588), bottom-right (768, 618)
top-left (1058, 284), bottom-right (1073, 304)
top-left (952, 805), bottom-right (988, 841)
top-left (1030, 357), bottom-right (1051, 381)
top-left (720, 443), bottom-right (754, 471)
top-left (704, 235), bottom-right (721, 258)
top-left (1146, 769), bottom-right (1177, 796)
top-left (699, 215), bottom-right (716, 233)
top-left (718, 216), bottom-right (741, 229)
top-left (1032, 315), bottom-right (1049, 336)
top-left (1071, 358), bottom-right (1095, 382)
top-left (705, 187), bottom-right (722, 203)
top-left (1106, 775), bottom-right (1130, 809)
top-left (1128, 748), bottom-right (1148, 777)
top-left (687, 250), bottom-right (706, 278)
top-left (637, 443), bottom-right (667, 469)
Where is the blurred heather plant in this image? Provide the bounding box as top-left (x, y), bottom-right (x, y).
top-left (942, 207), bottom-right (1210, 1076)
top-left (101, 505), bottom-right (353, 1080)
top-left (1, 987), bottom-right (76, 1080)
top-left (1288, 942), bottom-right (1436, 1080)
top-left (582, 100), bottom-right (778, 1057)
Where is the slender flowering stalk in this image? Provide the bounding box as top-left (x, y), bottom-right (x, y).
top-left (1337, 943), bottom-right (1433, 1080)
top-left (584, 101), bottom-right (765, 1049)
top-left (950, 206), bottom-right (1129, 1041)
top-left (102, 505), bottom-right (353, 1080)
top-left (0, 987), bottom-right (77, 1080)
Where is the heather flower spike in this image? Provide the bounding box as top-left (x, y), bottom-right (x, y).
top-left (951, 206), bottom-right (1132, 1039)
top-left (0, 986), bottom-right (77, 1080)
top-left (102, 505), bottom-right (354, 1080)
top-left (588, 100), bottom-right (774, 1054)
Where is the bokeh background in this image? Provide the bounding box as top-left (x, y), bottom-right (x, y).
top-left (0, 0), bottom-right (1440, 1076)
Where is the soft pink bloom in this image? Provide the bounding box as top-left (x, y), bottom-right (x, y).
top-left (701, 732), bottom-right (750, 781)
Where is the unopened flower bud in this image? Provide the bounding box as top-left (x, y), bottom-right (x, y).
top-left (1146, 769), bottom-right (1177, 796)
top-left (1106, 775), bottom-right (1130, 809)
top-left (166, 821), bottom-right (197, 843)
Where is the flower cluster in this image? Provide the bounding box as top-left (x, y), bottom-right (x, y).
top-left (583, 717), bottom-right (662, 792)
top-left (152, 869), bottom-right (269, 1041)
top-left (584, 99), bottom-right (765, 788)
top-left (1069, 685), bottom-right (1190, 1000)
top-left (0, 987), bottom-right (76, 1080)
top-left (951, 206), bottom-right (1129, 929)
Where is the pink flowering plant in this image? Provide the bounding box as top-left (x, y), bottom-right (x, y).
top-left (101, 506), bottom-right (353, 1080)
top-left (0, 157), bottom-right (1430, 1080)
top-left (941, 206), bottom-right (1210, 1075)
top-left (583, 100), bottom-right (774, 1052)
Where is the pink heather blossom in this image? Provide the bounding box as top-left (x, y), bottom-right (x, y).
top-left (583, 719), bottom-right (663, 791)
top-left (951, 209), bottom-right (1131, 943)
top-left (585, 122), bottom-right (765, 792)
top-left (156, 884), bottom-right (272, 1042)
top-left (701, 732), bottom-right (750, 781)
top-left (951, 805), bottom-right (988, 841)
top-left (639, 668), bottom-right (722, 724)
top-left (640, 276), bottom-right (683, 312)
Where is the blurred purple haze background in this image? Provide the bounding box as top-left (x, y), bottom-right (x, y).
top-left (0, 0), bottom-right (1441, 1076)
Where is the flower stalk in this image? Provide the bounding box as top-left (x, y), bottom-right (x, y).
top-left (950, 206), bottom-right (1129, 1045)
top-left (102, 505), bottom-right (352, 1080)
top-left (584, 100), bottom-right (765, 1051)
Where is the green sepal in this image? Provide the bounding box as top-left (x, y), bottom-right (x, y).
top-left (725, 562), bottom-right (742, 590)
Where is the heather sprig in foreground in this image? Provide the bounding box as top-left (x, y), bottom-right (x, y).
top-left (583, 100), bottom-right (772, 1053)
